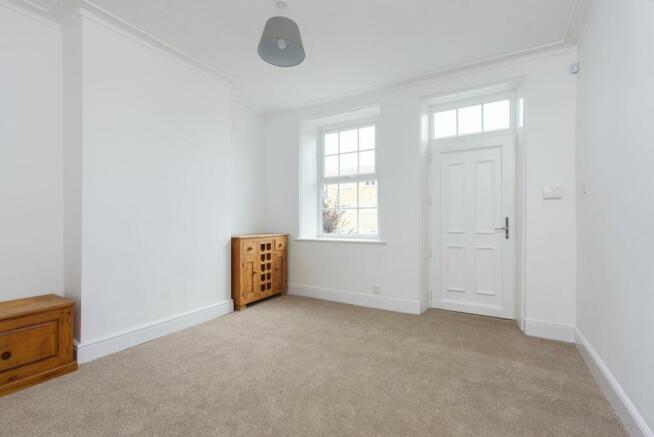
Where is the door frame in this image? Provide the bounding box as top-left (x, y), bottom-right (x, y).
top-left (429, 132), bottom-right (517, 319)
top-left (418, 81), bottom-right (526, 328)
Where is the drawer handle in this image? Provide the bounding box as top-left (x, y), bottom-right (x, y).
top-left (1, 351), bottom-right (11, 360)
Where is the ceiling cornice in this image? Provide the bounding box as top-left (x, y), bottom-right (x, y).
top-left (1, 0), bottom-right (243, 89)
top-left (266, 42), bottom-right (578, 115)
top-left (3, 0), bottom-right (584, 115)
top-left (564, 0), bottom-right (596, 43)
top-left (0, 0), bottom-right (62, 29)
top-left (76, 1), bottom-right (241, 87)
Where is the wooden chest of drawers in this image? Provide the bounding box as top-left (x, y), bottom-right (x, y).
top-left (0, 294), bottom-right (78, 396)
top-left (232, 234), bottom-right (288, 311)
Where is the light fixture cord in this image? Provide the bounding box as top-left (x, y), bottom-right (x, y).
top-left (277, 0), bottom-right (287, 17)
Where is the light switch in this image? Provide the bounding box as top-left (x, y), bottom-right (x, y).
top-left (543, 185), bottom-right (563, 199)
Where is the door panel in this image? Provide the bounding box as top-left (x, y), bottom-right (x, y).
top-left (444, 245), bottom-right (465, 292)
top-left (281, 254), bottom-right (287, 292)
top-left (242, 258), bottom-right (258, 303)
top-left (0, 321), bottom-right (58, 372)
top-left (271, 253), bottom-right (282, 293)
top-left (474, 246), bottom-right (497, 296)
top-left (474, 159), bottom-right (496, 233)
top-left (444, 161), bottom-right (465, 233)
top-left (432, 135), bottom-right (514, 319)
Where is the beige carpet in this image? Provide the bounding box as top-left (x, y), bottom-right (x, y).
top-left (1, 295), bottom-right (625, 436)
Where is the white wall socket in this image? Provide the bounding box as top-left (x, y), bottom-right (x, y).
top-left (372, 285), bottom-right (381, 294)
top-left (543, 185), bottom-right (563, 199)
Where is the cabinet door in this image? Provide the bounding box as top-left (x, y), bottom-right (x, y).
top-left (281, 253), bottom-right (287, 292)
top-left (273, 237), bottom-right (287, 293)
top-left (272, 252), bottom-right (284, 293)
top-left (241, 258), bottom-right (258, 303)
top-left (239, 240), bottom-right (259, 303)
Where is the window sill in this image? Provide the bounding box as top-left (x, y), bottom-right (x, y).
top-left (295, 237), bottom-right (387, 245)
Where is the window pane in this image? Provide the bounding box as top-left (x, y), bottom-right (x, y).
top-left (434, 110), bottom-right (456, 138)
top-left (339, 209), bottom-right (358, 234)
top-left (339, 152), bottom-right (358, 176)
top-left (323, 184), bottom-right (338, 208)
top-left (322, 210), bottom-right (338, 234)
top-left (320, 124), bottom-right (379, 237)
top-left (359, 150), bottom-right (375, 174)
top-left (339, 129), bottom-right (358, 153)
top-left (359, 126), bottom-right (375, 150)
top-left (359, 181), bottom-right (377, 207)
top-left (324, 155), bottom-right (338, 177)
top-left (324, 132), bottom-right (338, 155)
top-left (322, 184), bottom-right (341, 234)
top-left (483, 100), bottom-right (510, 131)
top-left (359, 208), bottom-right (378, 235)
top-left (458, 105), bottom-right (481, 135)
top-left (338, 183), bottom-right (357, 208)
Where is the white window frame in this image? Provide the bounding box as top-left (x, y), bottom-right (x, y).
top-left (317, 119), bottom-right (379, 239)
top-left (430, 92), bottom-right (515, 140)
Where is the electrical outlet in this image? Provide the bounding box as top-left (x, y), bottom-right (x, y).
top-left (372, 285), bottom-right (381, 294)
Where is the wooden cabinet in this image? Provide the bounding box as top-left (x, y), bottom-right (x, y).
top-left (232, 234), bottom-right (288, 310)
top-left (0, 294), bottom-right (78, 396)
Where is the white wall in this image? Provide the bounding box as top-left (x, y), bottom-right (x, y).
top-left (264, 48), bottom-right (578, 332)
top-left (2, 3), bottom-right (266, 359)
top-left (576, 0), bottom-right (654, 433)
top-left (265, 92), bottom-right (423, 313)
top-left (69, 14), bottom-right (233, 345)
top-left (0, 6), bottom-right (63, 301)
top-left (62, 11), bottom-right (83, 339)
top-left (520, 54), bottom-right (578, 336)
top-left (230, 101), bottom-right (265, 235)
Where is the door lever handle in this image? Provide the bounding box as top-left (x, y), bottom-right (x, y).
top-left (495, 217), bottom-right (509, 239)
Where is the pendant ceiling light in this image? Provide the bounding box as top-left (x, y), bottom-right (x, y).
top-left (258, 0), bottom-right (305, 67)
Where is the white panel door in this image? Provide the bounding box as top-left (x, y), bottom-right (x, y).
top-left (431, 135), bottom-right (515, 319)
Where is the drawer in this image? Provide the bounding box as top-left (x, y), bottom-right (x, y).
top-left (274, 238), bottom-right (286, 252)
top-left (0, 321), bottom-right (58, 372)
top-left (242, 240), bottom-right (257, 259)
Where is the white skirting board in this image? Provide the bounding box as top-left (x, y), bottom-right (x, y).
top-left (523, 318), bottom-right (575, 342)
top-left (288, 284), bottom-right (422, 315)
top-left (575, 328), bottom-right (652, 437)
top-left (74, 300), bottom-right (233, 364)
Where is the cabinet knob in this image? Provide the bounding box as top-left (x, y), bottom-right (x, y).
top-left (1, 351), bottom-right (11, 360)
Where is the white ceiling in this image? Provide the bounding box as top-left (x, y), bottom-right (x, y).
top-left (12, 0), bottom-right (584, 112)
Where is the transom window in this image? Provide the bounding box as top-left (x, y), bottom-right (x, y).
top-left (433, 98), bottom-right (511, 139)
top-left (319, 124), bottom-right (378, 237)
